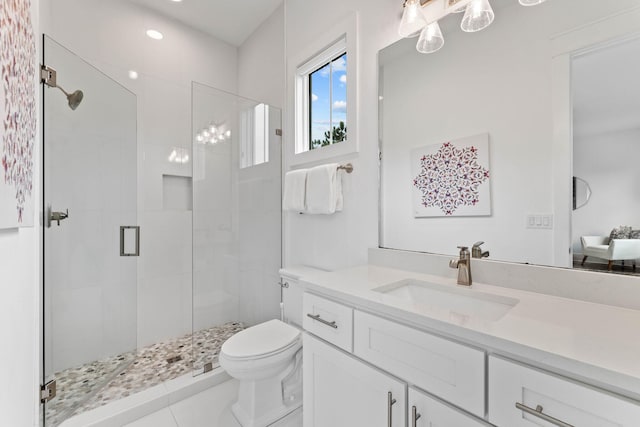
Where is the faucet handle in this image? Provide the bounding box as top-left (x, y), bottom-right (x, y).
top-left (472, 241), bottom-right (484, 248)
top-left (457, 246), bottom-right (470, 258)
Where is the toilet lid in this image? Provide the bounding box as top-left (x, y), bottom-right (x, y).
top-left (221, 319), bottom-right (300, 360)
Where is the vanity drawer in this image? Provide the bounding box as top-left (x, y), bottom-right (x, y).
top-left (303, 293), bottom-right (353, 352)
top-left (489, 356), bottom-right (640, 427)
top-left (354, 310), bottom-right (485, 418)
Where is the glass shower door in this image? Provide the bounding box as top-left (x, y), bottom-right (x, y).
top-left (42, 36), bottom-right (138, 426)
top-left (191, 82), bottom-right (282, 373)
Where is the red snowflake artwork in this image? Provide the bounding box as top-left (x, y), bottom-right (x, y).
top-left (413, 141), bottom-right (490, 216)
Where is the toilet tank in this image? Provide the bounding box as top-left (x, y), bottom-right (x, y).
top-left (280, 266), bottom-right (327, 328)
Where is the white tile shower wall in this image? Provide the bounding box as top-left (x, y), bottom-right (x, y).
top-left (45, 0), bottom-right (238, 349)
top-left (236, 7), bottom-right (285, 326)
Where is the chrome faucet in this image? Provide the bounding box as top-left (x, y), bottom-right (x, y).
top-left (472, 241), bottom-right (489, 259)
top-left (449, 246), bottom-right (472, 286)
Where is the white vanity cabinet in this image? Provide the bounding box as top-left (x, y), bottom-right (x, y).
top-left (302, 292), bottom-right (488, 426)
top-left (489, 356), bottom-right (640, 427)
top-left (409, 388), bottom-right (492, 427)
top-left (303, 333), bottom-right (407, 427)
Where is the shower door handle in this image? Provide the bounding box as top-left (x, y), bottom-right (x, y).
top-left (120, 226), bottom-right (140, 257)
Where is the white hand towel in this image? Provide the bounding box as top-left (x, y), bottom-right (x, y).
top-left (282, 169), bottom-right (308, 212)
top-left (306, 163), bottom-right (343, 214)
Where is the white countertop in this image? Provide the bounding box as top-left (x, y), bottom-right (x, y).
top-left (298, 265), bottom-right (640, 401)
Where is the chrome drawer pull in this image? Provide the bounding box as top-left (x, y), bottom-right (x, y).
top-left (388, 392), bottom-right (397, 427)
top-left (411, 405), bottom-right (421, 427)
top-left (306, 313), bottom-right (338, 329)
top-left (515, 403), bottom-right (574, 427)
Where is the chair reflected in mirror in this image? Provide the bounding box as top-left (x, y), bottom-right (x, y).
top-left (581, 233), bottom-right (640, 272)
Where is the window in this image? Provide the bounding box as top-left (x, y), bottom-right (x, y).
top-left (288, 14), bottom-right (357, 166)
top-left (295, 37), bottom-right (349, 155)
top-left (240, 103), bottom-right (270, 169)
top-left (308, 53), bottom-right (347, 150)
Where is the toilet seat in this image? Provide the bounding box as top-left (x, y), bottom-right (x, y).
top-left (220, 319), bottom-right (301, 361)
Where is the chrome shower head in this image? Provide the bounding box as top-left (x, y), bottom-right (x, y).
top-left (56, 85), bottom-right (84, 110)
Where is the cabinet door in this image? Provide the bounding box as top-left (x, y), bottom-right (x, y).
top-left (489, 356), bottom-right (640, 427)
top-left (409, 387), bottom-right (491, 427)
top-left (354, 310), bottom-right (485, 417)
top-left (303, 334), bottom-right (406, 427)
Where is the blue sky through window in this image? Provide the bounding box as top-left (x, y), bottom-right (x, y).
top-left (309, 53), bottom-right (347, 147)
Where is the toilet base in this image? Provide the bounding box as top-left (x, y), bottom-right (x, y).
top-left (231, 376), bottom-right (301, 427)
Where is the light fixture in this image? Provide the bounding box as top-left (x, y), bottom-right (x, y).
top-left (399, 0), bottom-right (427, 38)
top-left (519, 0), bottom-right (547, 5)
top-left (146, 29), bottom-right (164, 40)
top-left (461, 0), bottom-right (495, 33)
top-left (400, 0), bottom-right (547, 55)
top-left (416, 22), bottom-right (445, 54)
top-left (128, 70), bottom-right (139, 80)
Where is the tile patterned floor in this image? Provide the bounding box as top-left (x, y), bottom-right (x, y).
top-left (124, 380), bottom-right (303, 427)
top-left (46, 322), bottom-right (244, 427)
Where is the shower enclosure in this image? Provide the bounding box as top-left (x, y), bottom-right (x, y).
top-left (42, 37), bottom-right (282, 426)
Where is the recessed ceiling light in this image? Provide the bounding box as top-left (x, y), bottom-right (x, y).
top-left (170, 0), bottom-right (182, 2)
top-left (128, 70), bottom-right (139, 80)
top-left (146, 29), bottom-right (164, 40)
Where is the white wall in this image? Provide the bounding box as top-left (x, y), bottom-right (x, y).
top-left (573, 127), bottom-right (640, 253)
top-left (0, 0), bottom-right (40, 425)
top-left (238, 4), bottom-right (285, 108)
top-left (283, 0), bottom-right (640, 270)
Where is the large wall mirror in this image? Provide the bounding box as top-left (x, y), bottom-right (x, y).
top-left (379, 0), bottom-right (640, 273)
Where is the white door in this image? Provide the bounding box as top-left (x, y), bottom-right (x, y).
top-left (303, 334), bottom-right (406, 427)
top-left (408, 387), bottom-right (490, 427)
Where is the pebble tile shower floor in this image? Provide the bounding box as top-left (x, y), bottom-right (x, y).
top-left (46, 322), bottom-right (244, 426)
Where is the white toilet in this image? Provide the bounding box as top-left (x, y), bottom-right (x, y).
top-left (219, 319), bottom-right (303, 427)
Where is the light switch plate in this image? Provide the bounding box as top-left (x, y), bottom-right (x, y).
top-left (527, 214), bottom-right (553, 229)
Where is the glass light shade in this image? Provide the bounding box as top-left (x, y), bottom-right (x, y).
top-left (519, 0), bottom-right (547, 5)
top-left (461, 0), bottom-right (495, 33)
top-left (416, 22), bottom-right (444, 54)
top-left (399, 0), bottom-right (427, 38)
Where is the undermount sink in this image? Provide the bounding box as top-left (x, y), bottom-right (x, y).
top-left (373, 279), bottom-right (518, 322)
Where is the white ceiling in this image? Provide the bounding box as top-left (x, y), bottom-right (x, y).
top-left (573, 37), bottom-right (640, 137)
top-left (128, 0), bottom-right (283, 46)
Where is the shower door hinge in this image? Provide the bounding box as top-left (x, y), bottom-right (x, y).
top-left (41, 65), bottom-right (58, 88)
top-left (40, 379), bottom-right (57, 403)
